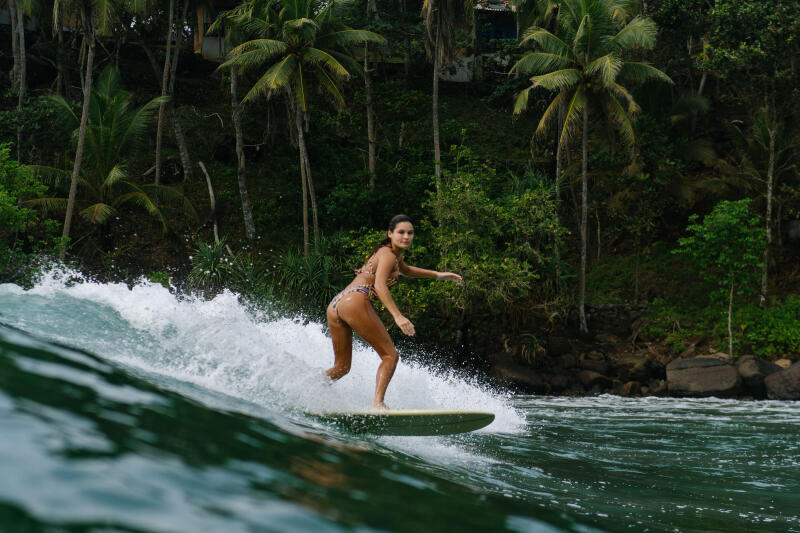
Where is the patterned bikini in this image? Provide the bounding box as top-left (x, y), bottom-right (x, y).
top-left (330, 253), bottom-right (399, 314)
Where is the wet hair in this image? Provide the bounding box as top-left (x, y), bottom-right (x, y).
top-left (370, 214), bottom-right (413, 256)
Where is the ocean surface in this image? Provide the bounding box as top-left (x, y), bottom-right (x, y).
top-left (1, 269), bottom-right (798, 532)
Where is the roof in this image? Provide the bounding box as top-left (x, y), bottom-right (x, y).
top-left (475, 0), bottom-right (515, 12)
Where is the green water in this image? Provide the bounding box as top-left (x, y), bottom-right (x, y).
top-left (0, 271), bottom-right (798, 532)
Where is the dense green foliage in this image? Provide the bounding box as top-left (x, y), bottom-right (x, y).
top-left (1, 0), bottom-right (799, 360)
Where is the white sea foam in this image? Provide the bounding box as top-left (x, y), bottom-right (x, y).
top-left (0, 266), bottom-right (525, 437)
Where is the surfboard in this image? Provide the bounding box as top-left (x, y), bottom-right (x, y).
top-left (319, 409), bottom-right (495, 436)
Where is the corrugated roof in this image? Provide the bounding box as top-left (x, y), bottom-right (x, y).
top-left (475, 0), bottom-right (514, 12)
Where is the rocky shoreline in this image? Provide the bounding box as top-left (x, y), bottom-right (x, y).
top-left (490, 304), bottom-right (800, 400)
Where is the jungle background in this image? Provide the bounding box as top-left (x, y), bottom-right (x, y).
top-left (1, 0), bottom-right (799, 376)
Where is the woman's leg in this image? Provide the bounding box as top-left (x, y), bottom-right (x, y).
top-left (336, 297), bottom-right (399, 409)
top-left (326, 305), bottom-right (353, 381)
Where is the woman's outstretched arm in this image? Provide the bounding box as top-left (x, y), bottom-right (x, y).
top-left (399, 261), bottom-right (462, 282)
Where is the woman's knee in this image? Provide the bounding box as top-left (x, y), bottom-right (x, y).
top-left (377, 348), bottom-right (399, 365)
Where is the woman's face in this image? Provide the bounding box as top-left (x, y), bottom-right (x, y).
top-left (389, 221), bottom-right (414, 250)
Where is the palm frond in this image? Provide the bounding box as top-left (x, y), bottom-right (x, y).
top-left (513, 86), bottom-right (534, 115)
top-left (532, 90), bottom-right (570, 138)
top-left (80, 202), bottom-right (116, 224)
top-left (608, 16), bottom-right (658, 52)
top-left (618, 61), bottom-right (672, 85)
top-left (603, 93), bottom-right (635, 150)
top-left (243, 54), bottom-right (297, 101)
top-left (221, 39), bottom-right (289, 71)
top-left (557, 86), bottom-right (586, 150)
top-left (512, 51), bottom-right (572, 75)
top-left (301, 47), bottom-right (349, 77)
top-left (24, 197), bottom-right (68, 213)
top-left (28, 165), bottom-right (72, 188)
top-left (315, 68), bottom-right (346, 108)
top-left (530, 68), bottom-right (582, 91)
top-left (586, 53), bottom-right (622, 87)
top-left (316, 29), bottom-right (386, 49)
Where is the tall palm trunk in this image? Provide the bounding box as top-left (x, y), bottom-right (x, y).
top-left (168, 0), bottom-right (192, 182)
top-left (60, 22), bottom-right (95, 261)
top-left (554, 102), bottom-right (565, 285)
top-left (760, 112), bottom-right (776, 305)
top-left (55, 20), bottom-right (67, 97)
top-left (365, 0), bottom-right (378, 188)
top-left (295, 107), bottom-right (319, 248)
top-left (154, 0), bottom-right (175, 185)
top-left (231, 65), bottom-right (255, 239)
top-left (432, 7), bottom-right (442, 192)
top-left (8, 0), bottom-right (19, 89)
top-left (579, 105), bottom-right (589, 333)
top-left (365, 43), bottom-right (377, 190)
top-left (294, 105), bottom-right (310, 255)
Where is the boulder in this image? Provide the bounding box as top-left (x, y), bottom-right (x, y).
top-left (579, 370), bottom-right (612, 390)
top-left (580, 351), bottom-right (609, 374)
top-left (775, 359), bottom-right (793, 369)
top-left (615, 355), bottom-right (653, 383)
top-left (547, 337), bottom-right (573, 357)
top-left (492, 363), bottom-right (550, 394)
top-left (736, 356), bottom-right (781, 398)
top-left (704, 352), bottom-right (732, 362)
top-left (620, 381), bottom-right (641, 396)
top-left (666, 357), bottom-right (742, 397)
top-left (550, 374), bottom-right (571, 392)
top-left (764, 363), bottom-right (800, 400)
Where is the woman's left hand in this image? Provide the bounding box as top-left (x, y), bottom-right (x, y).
top-left (437, 272), bottom-right (462, 282)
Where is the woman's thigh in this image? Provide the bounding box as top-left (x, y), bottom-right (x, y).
top-left (336, 294), bottom-right (395, 356)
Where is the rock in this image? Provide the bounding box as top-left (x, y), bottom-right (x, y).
top-left (649, 381), bottom-right (668, 396)
top-left (580, 351), bottom-right (609, 374)
top-left (579, 370), bottom-right (612, 390)
top-left (595, 332), bottom-right (622, 344)
top-left (492, 363), bottom-right (550, 394)
top-left (620, 381), bottom-right (641, 396)
top-left (704, 352), bottom-right (732, 362)
top-left (764, 363), bottom-right (800, 400)
top-left (679, 335), bottom-right (707, 359)
top-left (736, 356), bottom-right (781, 398)
top-left (666, 357), bottom-right (742, 398)
top-left (775, 359), bottom-right (793, 369)
top-left (615, 355), bottom-right (653, 383)
top-left (640, 386), bottom-right (650, 395)
top-left (547, 337), bottom-right (573, 357)
top-left (560, 353), bottom-right (578, 370)
top-left (550, 374), bottom-right (571, 392)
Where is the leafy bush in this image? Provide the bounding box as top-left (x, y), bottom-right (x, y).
top-left (0, 144), bottom-right (58, 282)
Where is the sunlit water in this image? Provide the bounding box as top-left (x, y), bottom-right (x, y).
top-left (0, 268), bottom-right (798, 532)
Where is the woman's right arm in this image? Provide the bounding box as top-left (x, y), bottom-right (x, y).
top-left (373, 249), bottom-right (415, 336)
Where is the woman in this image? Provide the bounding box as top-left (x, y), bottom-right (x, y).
top-left (326, 214), bottom-right (462, 409)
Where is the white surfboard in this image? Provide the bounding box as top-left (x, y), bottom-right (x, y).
top-left (319, 409), bottom-right (495, 436)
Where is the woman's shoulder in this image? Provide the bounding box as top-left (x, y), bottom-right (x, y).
top-left (375, 246), bottom-right (396, 260)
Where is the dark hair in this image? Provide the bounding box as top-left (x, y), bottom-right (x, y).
top-left (370, 214), bottom-right (413, 256)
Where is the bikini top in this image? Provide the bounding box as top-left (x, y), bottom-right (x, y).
top-left (355, 253), bottom-right (399, 288)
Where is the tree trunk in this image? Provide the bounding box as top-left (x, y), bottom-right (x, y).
top-left (155, 0), bottom-right (175, 185)
top-left (231, 65), bottom-right (255, 239)
top-left (169, 0), bottom-right (192, 182)
top-left (432, 7), bottom-right (442, 191)
top-left (293, 103), bottom-right (310, 255)
top-left (553, 102), bottom-right (565, 286)
top-left (760, 114), bottom-right (776, 305)
top-left (56, 23), bottom-right (66, 97)
top-left (579, 106), bottom-right (589, 334)
top-left (16, 4), bottom-right (26, 102)
top-left (198, 161), bottom-right (220, 245)
top-left (728, 279), bottom-right (734, 357)
top-left (365, 43), bottom-right (377, 190)
top-left (14, 2), bottom-right (26, 161)
top-left (8, 0), bottom-right (19, 89)
top-left (296, 107), bottom-right (319, 248)
top-left (60, 23), bottom-right (95, 261)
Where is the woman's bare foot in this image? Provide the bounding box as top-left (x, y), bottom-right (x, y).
top-left (371, 401), bottom-right (389, 410)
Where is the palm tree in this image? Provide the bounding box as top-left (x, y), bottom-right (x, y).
top-left (29, 67), bottom-right (195, 242)
top-left (220, 0), bottom-right (384, 254)
top-left (421, 0), bottom-right (472, 190)
top-left (209, 2), bottom-right (263, 240)
top-left (730, 108), bottom-right (797, 305)
top-left (511, 0), bottom-right (672, 333)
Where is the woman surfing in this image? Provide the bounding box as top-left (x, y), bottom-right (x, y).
top-left (326, 215), bottom-right (462, 409)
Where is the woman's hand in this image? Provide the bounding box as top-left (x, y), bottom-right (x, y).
top-left (437, 272), bottom-right (463, 282)
top-left (394, 314), bottom-right (416, 336)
